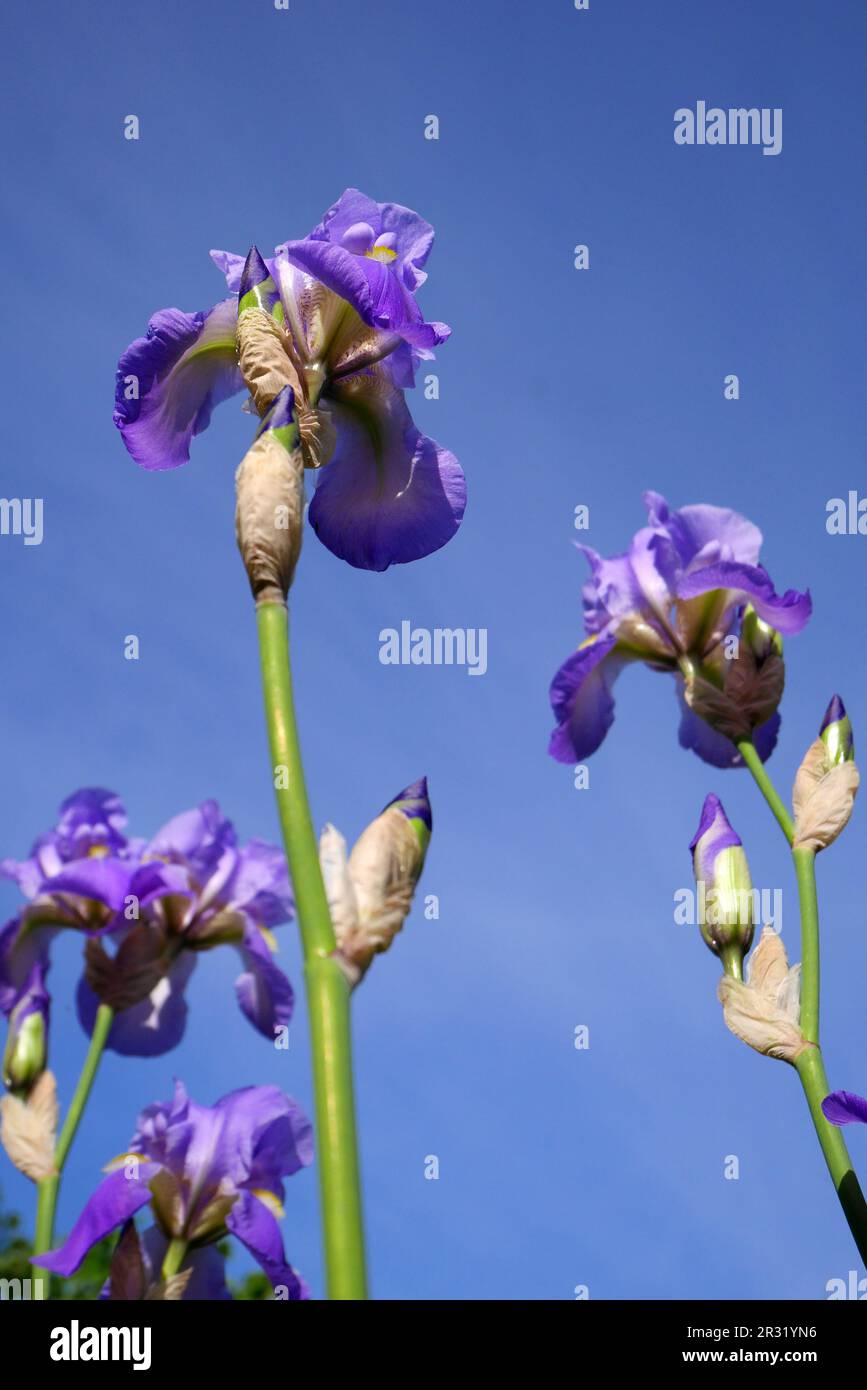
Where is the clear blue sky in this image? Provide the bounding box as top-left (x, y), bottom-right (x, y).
top-left (1, 0), bottom-right (865, 1299)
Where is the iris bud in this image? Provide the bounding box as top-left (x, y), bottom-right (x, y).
top-left (741, 604), bottom-right (783, 662)
top-left (690, 794), bottom-right (756, 977)
top-left (819, 694), bottom-right (854, 765)
top-left (319, 778), bottom-right (432, 981)
top-left (3, 976), bottom-right (49, 1094)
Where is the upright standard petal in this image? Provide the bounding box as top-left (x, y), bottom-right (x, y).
top-left (114, 299), bottom-right (243, 470)
top-left (310, 375), bottom-right (465, 570)
top-left (548, 635), bottom-right (629, 763)
top-left (305, 187), bottom-right (437, 292)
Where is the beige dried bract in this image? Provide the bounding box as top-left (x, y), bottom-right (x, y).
top-left (235, 433), bottom-right (305, 605)
top-left (717, 927), bottom-right (810, 1064)
top-left (792, 738), bottom-right (859, 851)
top-left (0, 1069), bottom-right (59, 1181)
top-left (319, 810), bottom-right (423, 978)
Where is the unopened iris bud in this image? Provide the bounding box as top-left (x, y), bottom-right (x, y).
top-left (3, 972), bottom-right (49, 1094)
top-left (319, 778), bottom-right (432, 981)
top-left (236, 246), bottom-right (301, 418)
top-left (238, 245), bottom-right (284, 324)
top-left (819, 694), bottom-right (854, 765)
top-left (235, 386), bottom-right (305, 605)
top-left (690, 793), bottom-right (756, 977)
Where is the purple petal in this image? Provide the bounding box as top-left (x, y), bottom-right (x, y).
top-left (310, 381), bottom-right (465, 570)
top-left (222, 839), bottom-right (293, 926)
top-left (34, 1169), bottom-right (155, 1276)
top-left (235, 924), bottom-right (294, 1038)
top-left (821, 1091), bottom-right (867, 1126)
top-left (677, 561), bottom-right (811, 635)
top-left (306, 187), bottom-right (436, 293)
top-left (114, 300), bottom-right (243, 470)
top-left (226, 1191), bottom-right (308, 1299)
top-left (548, 635), bottom-right (629, 763)
top-left (278, 239), bottom-right (448, 351)
top-left (645, 494), bottom-right (763, 569)
top-left (139, 1227), bottom-right (231, 1300)
top-left (146, 800), bottom-right (237, 881)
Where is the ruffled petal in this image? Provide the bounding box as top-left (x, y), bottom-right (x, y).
top-left (548, 635), bottom-right (629, 763)
top-left (305, 187), bottom-right (436, 292)
top-left (645, 493), bottom-right (763, 568)
top-left (34, 1169), bottom-right (155, 1276)
top-left (310, 377), bottom-right (465, 570)
top-left (677, 561), bottom-right (811, 635)
top-left (114, 300), bottom-right (243, 470)
top-left (226, 1191), bottom-right (308, 1299)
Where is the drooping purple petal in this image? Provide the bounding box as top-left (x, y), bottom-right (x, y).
top-left (548, 635), bottom-right (630, 763)
top-left (34, 1169), bottom-right (156, 1276)
top-left (235, 923), bottom-right (295, 1038)
top-left (226, 1191), bottom-right (308, 1299)
top-left (821, 1091), bottom-right (867, 1126)
top-left (114, 300), bottom-right (243, 470)
top-left (139, 1226), bottom-right (231, 1300)
top-left (677, 561), bottom-right (811, 635)
top-left (310, 379), bottom-right (465, 570)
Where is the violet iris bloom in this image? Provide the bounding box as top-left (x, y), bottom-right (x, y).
top-left (548, 492), bottom-right (811, 768)
top-left (821, 1092), bottom-right (867, 1126)
top-left (35, 1081), bottom-right (312, 1300)
top-left (114, 187), bottom-right (465, 572)
top-left (0, 790), bottom-right (295, 1057)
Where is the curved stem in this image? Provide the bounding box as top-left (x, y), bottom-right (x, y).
top-left (256, 600), bottom-right (367, 1300)
top-left (735, 737), bottom-right (794, 843)
top-left (31, 1002), bottom-right (115, 1299)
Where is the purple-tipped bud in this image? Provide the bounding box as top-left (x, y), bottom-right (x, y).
top-left (690, 794), bottom-right (756, 976)
top-left (382, 776), bottom-right (432, 860)
top-left (238, 246), bottom-right (283, 322)
top-left (820, 695), bottom-right (854, 765)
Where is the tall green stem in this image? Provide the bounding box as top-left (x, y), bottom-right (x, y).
top-left (736, 737), bottom-right (794, 843)
top-left (739, 741), bottom-right (867, 1259)
top-left (256, 600), bottom-right (367, 1300)
top-left (31, 1002), bottom-right (114, 1299)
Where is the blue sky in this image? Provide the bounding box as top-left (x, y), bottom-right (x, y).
top-left (1, 0), bottom-right (866, 1299)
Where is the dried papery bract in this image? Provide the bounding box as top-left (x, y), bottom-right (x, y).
top-left (0, 1069), bottom-right (58, 1181)
top-left (717, 927), bottom-right (810, 1064)
top-left (792, 729), bottom-right (859, 854)
top-left (235, 387), bottom-right (305, 605)
top-left (320, 779), bottom-right (431, 981)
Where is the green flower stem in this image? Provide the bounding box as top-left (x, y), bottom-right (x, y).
top-left (31, 1002), bottom-right (115, 1299)
top-left (161, 1237), bottom-right (188, 1281)
top-left (796, 1048), bottom-right (867, 1263)
top-left (735, 737), bottom-right (794, 843)
top-left (739, 739), bottom-right (867, 1260)
top-left (256, 600), bottom-right (367, 1300)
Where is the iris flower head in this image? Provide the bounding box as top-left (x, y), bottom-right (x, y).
top-left (114, 188), bottom-right (466, 572)
top-left (34, 1080), bottom-right (312, 1300)
top-left (548, 492), bottom-right (812, 768)
top-left (0, 789), bottom-right (295, 1058)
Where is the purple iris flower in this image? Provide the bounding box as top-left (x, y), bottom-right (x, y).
top-left (114, 187), bottom-right (465, 572)
top-left (35, 1081), bottom-right (312, 1300)
top-left (0, 790), bottom-right (295, 1057)
top-left (821, 1092), bottom-right (867, 1126)
top-left (548, 492), bottom-right (811, 768)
